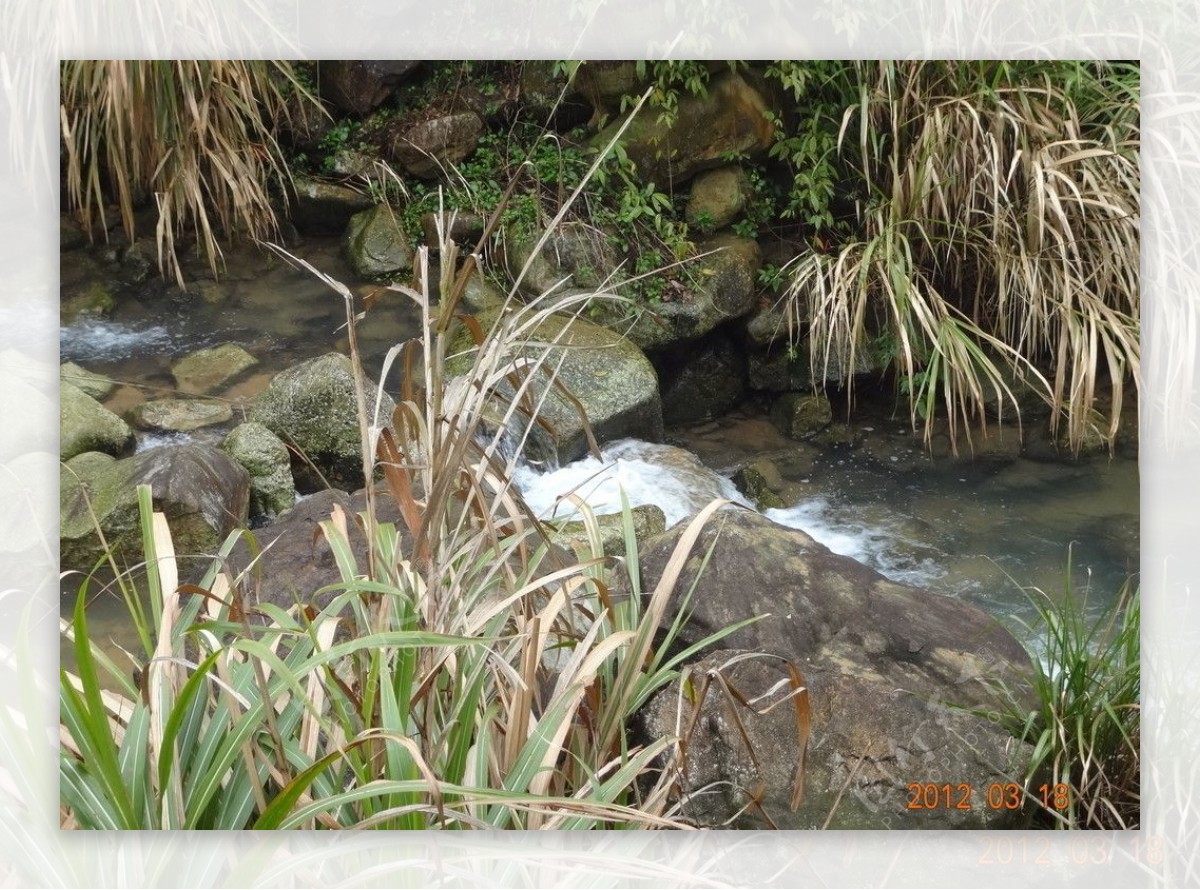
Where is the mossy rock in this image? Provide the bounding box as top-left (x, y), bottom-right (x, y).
top-left (220, 422), bottom-right (296, 520)
top-left (770, 392), bottom-right (833, 439)
top-left (343, 204), bottom-right (415, 279)
top-left (60, 382), bottom-right (134, 461)
top-left (60, 362), bottom-right (115, 401)
top-left (623, 235), bottom-right (762, 351)
top-left (171, 343), bottom-right (259, 395)
top-left (591, 72), bottom-right (775, 187)
top-left (61, 281), bottom-right (115, 324)
top-left (686, 166), bottom-right (750, 231)
top-left (60, 444), bottom-right (250, 574)
top-left (249, 352), bottom-right (394, 492)
top-left (731, 464), bottom-right (786, 510)
top-left (446, 309), bottom-right (663, 464)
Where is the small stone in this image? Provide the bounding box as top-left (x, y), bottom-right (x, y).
top-left (129, 399), bottom-right (233, 433)
top-left (770, 392), bottom-right (833, 440)
top-left (171, 343), bottom-right (259, 395)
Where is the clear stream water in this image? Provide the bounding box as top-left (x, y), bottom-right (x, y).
top-left (61, 239), bottom-right (1139, 664)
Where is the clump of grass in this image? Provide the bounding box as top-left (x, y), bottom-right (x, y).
top-left (59, 60), bottom-right (321, 286)
top-left (59, 146), bottom-right (808, 827)
top-left (988, 568), bottom-right (1140, 829)
top-left (782, 61), bottom-right (1139, 454)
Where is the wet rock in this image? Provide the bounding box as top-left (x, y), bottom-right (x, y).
top-left (290, 177), bottom-right (374, 235)
top-left (128, 398), bottom-right (233, 433)
top-left (60, 382), bottom-right (134, 461)
top-left (319, 60), bottom-right (421, 116)
top-left (220, 422), bottom-right (296, 520)
top-left (634, 510), bottom-right (1036, 829)
top-left (770, 392), bottom-right (832, 439)
top-left (731, 463), bottom-right (786, 510)
top-left (660, 330), bottom-right (747, 425)
top-left (171, 343), bottom-right (258, 395)
top-left (61, 281), bottom-right (115, 324)
top-left (60, 362), bottom-right (115, 401)
top-left (60, 443), bottom-right (250, 574)
top-left (685, 166), bottom-right (750, 231)
top-left (393, 111), bottom-right (485, 179)
top-left (249, 352), bottom-right (394, 492)
top-left (592, 72), bottom-right (775, 187)
top-left (624, 235), bottom-right (761, 351)
top-left (343, 204), bottom-right (414, 279)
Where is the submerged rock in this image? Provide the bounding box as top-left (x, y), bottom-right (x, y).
top-left (634, 509), bottom-right (1036, 829)
top-left (171, 343), bottom-right (258, 395)
top-left (60, 382), bottom-right (134, 461)
top-left (60, 443), bottom-right (250, 574)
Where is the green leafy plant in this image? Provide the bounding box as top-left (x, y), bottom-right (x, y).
top-left (986, 567), bottom-right (1140, 829)
top-left (59, 60), bottom-right (324, 286)
top-left (59, 131), bottom-right (807, 826)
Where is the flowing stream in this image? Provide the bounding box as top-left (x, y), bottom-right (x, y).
top-left (60, 239), bottom-right (1140, 664)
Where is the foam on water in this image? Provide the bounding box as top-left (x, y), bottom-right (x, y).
top-left (765, 499), bottom-right (945, 588)
top-left (60, 318), bottom-right (173, 363)
top-left (514, 438), bottom-right (941, 588)
top-left (513, 439), bottom-right (749, 528)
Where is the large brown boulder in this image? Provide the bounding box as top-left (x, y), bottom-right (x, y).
top-left (392, 111), bottom-right (485, 179)
top-left (634, 509), bottom-right (1036, 829)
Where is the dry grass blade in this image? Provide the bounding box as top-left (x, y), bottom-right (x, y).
top-left (60, 60), bottom-right (321, 285)
top-left (785, 61), bottom-right (1138, 453)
